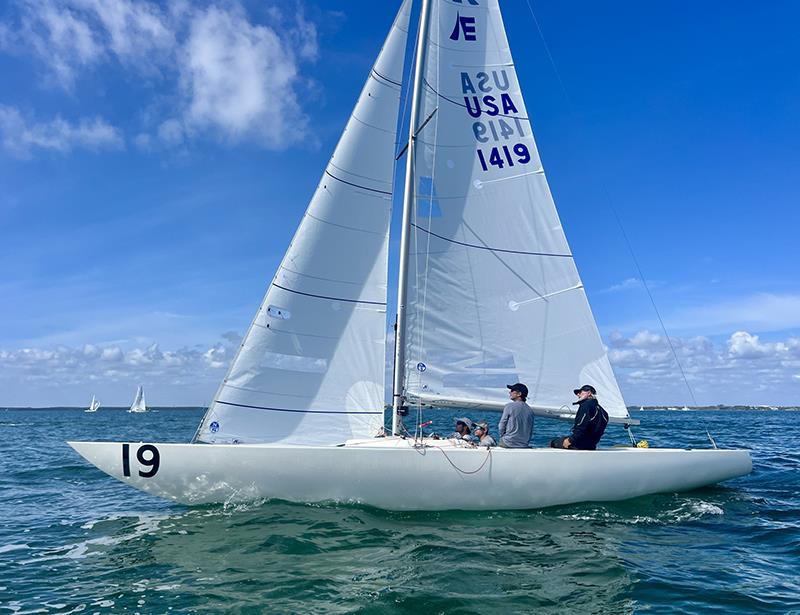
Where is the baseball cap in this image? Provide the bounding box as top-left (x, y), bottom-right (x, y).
top-left (506, 383), bottom-right (529, 397)
top-left (573, 384), bottom-right (597, 395)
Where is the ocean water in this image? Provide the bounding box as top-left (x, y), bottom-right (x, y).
top-left (1, 408), bottom-right (798, 614)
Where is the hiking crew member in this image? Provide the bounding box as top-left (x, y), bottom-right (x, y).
top-left (474, 421), bottom-right (497, 447)
top-left (498, 383), bottom-right (534, 448)
top-left (550, 385), bottom-right (609, 450)
top-left (451, 418), bottom-right (479, 444)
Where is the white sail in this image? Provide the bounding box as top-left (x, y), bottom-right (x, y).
top-left (86, 394), bottom-right (100, 413)
top-left (196, 0), bottom-right (413, 446)
top-left (129, 386), bottom-right (147, 413)
top-left (403, 0), bottom-right (628, 419)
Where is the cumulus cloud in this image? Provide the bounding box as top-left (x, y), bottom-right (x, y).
top-left (607, 329), bottom-right (800, 405)
top-left (0, 0), bottom-right (171, 88)
top-left (0, 105), bottom-right (124, 157)
top-left (181, 5), bottom-right (310, 147)
top-left (0, 0), bottom-right (319, 152)
top-left (0, 334), bottom-right (238, 405)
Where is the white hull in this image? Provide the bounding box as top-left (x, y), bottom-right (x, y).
top-left (68, 438), bottom-right (752, 511)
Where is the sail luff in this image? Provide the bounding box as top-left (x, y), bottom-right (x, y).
top-left (391, 0), bottom-right (434, 436)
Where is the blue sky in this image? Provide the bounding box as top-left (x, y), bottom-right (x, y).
top-left (1, 0), bottom-right (798, 407)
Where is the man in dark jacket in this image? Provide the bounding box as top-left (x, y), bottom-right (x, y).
top-left (550, 385), bottom-right (608, 450)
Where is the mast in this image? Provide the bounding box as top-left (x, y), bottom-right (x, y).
top-left (392, 0), bottom-right (433, 436)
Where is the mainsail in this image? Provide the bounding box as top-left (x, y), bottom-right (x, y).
top-left (196, 0), bottom-right (413, 445)
top-left (86, 395), bottom-right (100, 412)
top-left (403, 0), bottom-right (628, 419)
top-left (129, 386), bottom-right (146, 413)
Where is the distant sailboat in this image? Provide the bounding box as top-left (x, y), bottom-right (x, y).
top-left (85, 395), bottom-right (100, 413)
top-left (128, 386), bottom-right (147, 413)
top-left (69, 0), bottom-right (751, 511)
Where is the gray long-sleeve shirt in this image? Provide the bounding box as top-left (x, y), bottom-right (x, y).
top-left (498, 400), bottom-right (534, 448)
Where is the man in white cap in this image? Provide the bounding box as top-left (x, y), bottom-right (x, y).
top-left (450, 417), bottom-right (479, 444)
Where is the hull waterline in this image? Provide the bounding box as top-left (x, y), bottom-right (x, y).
top-left (68, 439), bottom-right (752, 511)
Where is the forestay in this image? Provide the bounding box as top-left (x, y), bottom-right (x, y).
top-left (196, 0), bottom-right (413, 445)
top-left (404, 0), bottom-right (628, 419)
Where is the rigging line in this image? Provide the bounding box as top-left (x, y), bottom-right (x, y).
top-left (410, 0), bottom-right (441, 436)
top-left (395, 108), bottom-right (439, 161)
top-left (606, 196), bottom-right (697, 408)
top-left (522, 0), bottom-right (573, 109)
top-left (393, 7), bottom-right (421, 161)
top-left (524, 0), bottom-right (708, 433)
top-left (390, 7), bottom-right (419, 417)
top-left (437, 446), bottom-right (492, 475)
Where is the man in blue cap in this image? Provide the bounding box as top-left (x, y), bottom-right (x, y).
top-left (498, 383), bottom-right (534, 448)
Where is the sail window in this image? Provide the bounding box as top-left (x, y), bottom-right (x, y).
top-left (267, 305), bottom-right (292, 320)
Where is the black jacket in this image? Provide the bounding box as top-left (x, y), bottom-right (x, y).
top-left (570, 398), bottom-right (609, 450)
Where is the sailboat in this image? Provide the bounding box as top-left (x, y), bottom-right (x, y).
top-left (69, 0), bottom-right (751, 511)
top-left (85, 395), bottom-right (100, 413)
top-left (128, 386), bottom-right (147, 413)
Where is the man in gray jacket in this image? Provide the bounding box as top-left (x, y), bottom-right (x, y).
top-left (498, 383), bottom-right (534, 448)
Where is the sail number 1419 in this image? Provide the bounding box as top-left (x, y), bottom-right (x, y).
top-left (477, 143), bottom-right (531, 172)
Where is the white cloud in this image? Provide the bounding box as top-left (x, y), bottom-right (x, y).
top-left (70, 0), bottom-right (174, 64)
top-left (0, 105), bottom-right (123, 157)
top-left (21, 0), bottom-right (104, 88)
top-left (101, 346), bottom-right (123, 362)
top-left (0, 334), bottom-right (238, 405)
top-left (607, 328), bottom-right (800, 405)
top-left (157, 118), bottom-right (183, 146)
top-left (1, 0), bottom-right (172, 88)
top-left (181, 5), bottom-right (310, 147)
top-left (0, 0), bottom-right (319, 151)
top-left (603, 277), bottom-right (640, 293)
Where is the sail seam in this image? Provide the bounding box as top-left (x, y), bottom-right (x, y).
top-left (324, 170), bottom-right (393, 196)
top-left (251, 321), bottom-right (338, 340)
top-left (411, 224), bottom-right (572, 257)
top-left (304, 211), bottom-right (387, 237)
top-left (272, 283), bottom-right (387, 306)
top-left (220, 383), bottom-right (312, 399)
top-left (279, 263), bottom-right (366, 286)
top-left (371, 68), bottom-right (402, 88)
top-left (349, 112), bottom-right (399, 136)
top-left (215, 400), bottom-right (382, 415)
